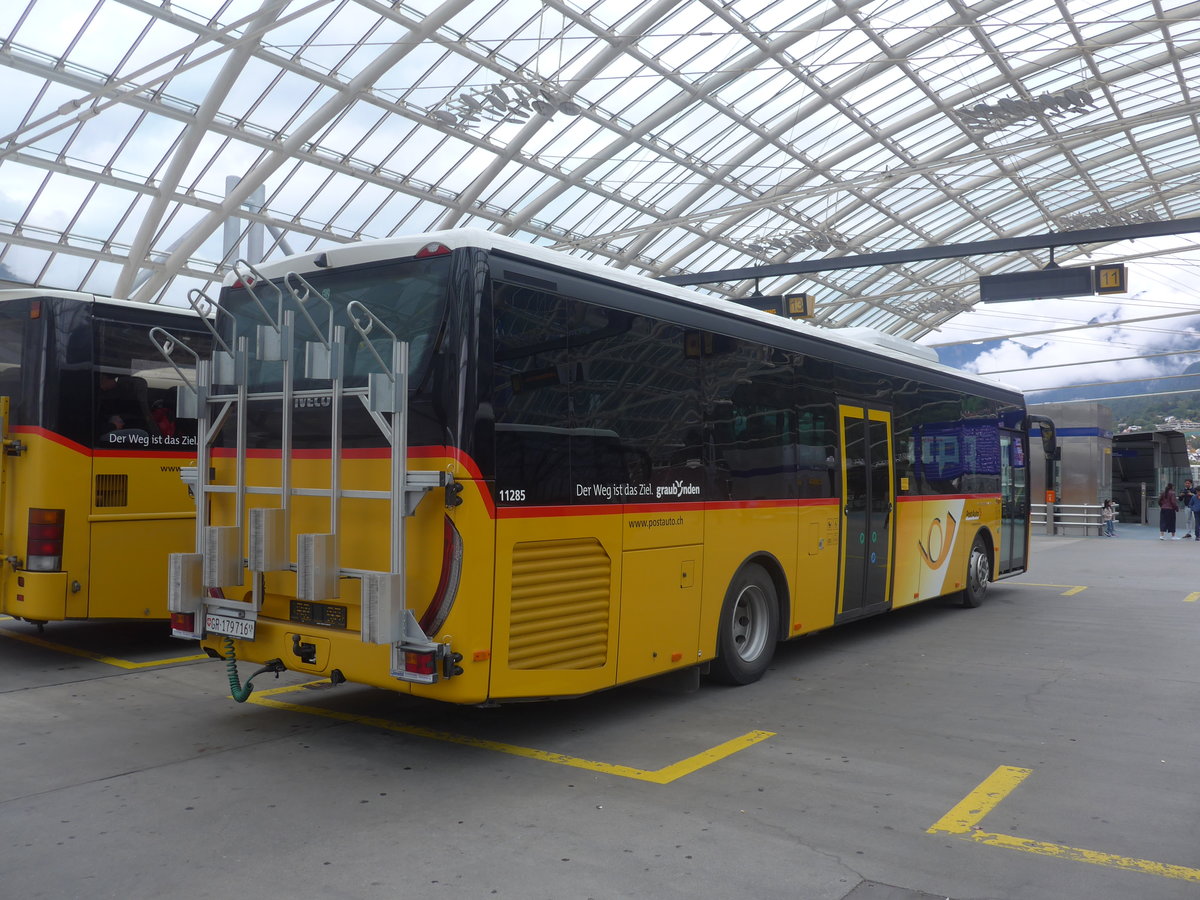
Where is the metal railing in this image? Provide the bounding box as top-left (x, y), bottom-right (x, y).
top-left (1031, 503), bottom-right (1109, 536)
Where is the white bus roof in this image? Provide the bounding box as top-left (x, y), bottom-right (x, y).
top-left (230, 229), bottom-right (1018, 394)
top-left (0, 288), bottom-right (203, 320)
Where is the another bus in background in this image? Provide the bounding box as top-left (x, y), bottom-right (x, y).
top-left (0, 290), bottom-right (210, 627)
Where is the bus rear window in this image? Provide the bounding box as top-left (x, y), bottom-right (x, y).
top-left (0, 302), bottom-right (26, 424)
top-left (220, 255), bottom-right (451, 391)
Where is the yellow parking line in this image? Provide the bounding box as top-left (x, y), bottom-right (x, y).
top-left (930, 766), bottom-right (1200, 883)
top-left (1017, 583), bottom-right (1087, 595)
top-left (249, 681), bottom-right (774, 784)
top-left (928, 764), bottom-right (1031, 833)
top-left (1184, 592), bottom-right (1200, 603)
top-left (0, 627), bottom-right (206, 669)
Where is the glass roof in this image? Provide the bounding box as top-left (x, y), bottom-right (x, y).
top-left (2, 0), bottom-right (1200, 343)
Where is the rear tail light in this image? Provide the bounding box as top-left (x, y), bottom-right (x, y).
top-left (26, 508), bottom-right (64, 571)
top-left (415, 242), bottom-right (451, 258)
top-left (403, 650), bottom-right (438, 681)
top-left (171, 612), bottom-right (196, 632)
top-left (418, 516), bottom-right (464, 636)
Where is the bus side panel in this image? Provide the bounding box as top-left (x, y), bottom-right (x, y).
top-left (891, 496), bottom-right (999, 608)
top-left (698, 503), bottom-right (799, 661)
top-left (787, 501), bottom-right (841, 638)
top-left (490, 510), bottom-right (622, 700)
top-left (87, 453), bottom-right (196, 618)
top-left (618, 506), bottom-right (705, 683)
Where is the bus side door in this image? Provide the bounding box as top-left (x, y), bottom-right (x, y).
top-left (837, 404), bottom-right (895, 619)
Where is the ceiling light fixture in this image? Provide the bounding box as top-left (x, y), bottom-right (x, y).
top-left (1056, 208), bottom-right (1160, 230)
top-left (956, 88), bottom-right (1098, 131)
top-left (746, 229), bottom-right (850, 256)
top-left (427, 79), bottom-right (583, 132)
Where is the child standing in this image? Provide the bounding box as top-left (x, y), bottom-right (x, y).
top-left (1101, 499), bottom-right (1115, 537)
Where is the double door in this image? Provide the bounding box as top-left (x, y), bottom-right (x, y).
top-left (838, 404), bottom-right (894, 619)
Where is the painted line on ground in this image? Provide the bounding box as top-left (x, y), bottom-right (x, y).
top-left (248, 680), bottom-right (774, 784)
top-left (0, 626), bottom-right (207, 669)
top-left (1013, 582), bottom-right (1087, 595)
top-left (1184, 592), bottom-right (1200, 603)
top-left (929, 765), bottom-right (1200, 884)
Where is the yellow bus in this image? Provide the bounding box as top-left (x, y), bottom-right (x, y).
top-left (0, 290), bottom-right (210, 627)
top-left (167, 231), bottom-right (1043, 703)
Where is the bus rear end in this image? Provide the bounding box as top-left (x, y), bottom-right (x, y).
top-left (0, 292), bottom-right (209, 625)
top-left (169, 241), bottom-right (498, 704)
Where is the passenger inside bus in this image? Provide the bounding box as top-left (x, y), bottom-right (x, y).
top-left (95, 373), bottom-right (159, 438)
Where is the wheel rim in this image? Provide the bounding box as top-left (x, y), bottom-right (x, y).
top-left (968, 546), bottom-right (990, 598)
top-left (730, 582), bottom-right (771, 662)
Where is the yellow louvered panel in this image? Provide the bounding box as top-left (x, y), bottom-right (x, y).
top-left (508, 538), bottom-right (611, 670)
top-left (95, 474), bottom-right (128, 508)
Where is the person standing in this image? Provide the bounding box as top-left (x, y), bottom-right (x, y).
top-left (1181, 479), bottom-right (1196, 539)
top-left (1101, 499), bottom-right (1116, 537)
top-left (1159, 483), bottom-right (1179, 540)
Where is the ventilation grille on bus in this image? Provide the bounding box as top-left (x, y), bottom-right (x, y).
top-left (508, 538), bottom-right (611, 670)
top-left (95, 474), bottom-right (129, 508)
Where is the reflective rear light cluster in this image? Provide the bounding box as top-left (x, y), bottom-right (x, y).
top-left (404, 650), bottom-right (437, 679)
top-left (26, 508), bottom-right (64, 571)
top-left (415, 242), bottom-right (451, 258)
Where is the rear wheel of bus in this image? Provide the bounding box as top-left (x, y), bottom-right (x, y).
top-left (710, 562), bottom-right (779, 685)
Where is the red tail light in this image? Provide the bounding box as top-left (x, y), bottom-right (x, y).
top-left (26, 508), bottom-right (64, 571)
top-left (171, 612), bottom-right (196, 632)
top-left (418, 516), bottom-right (463, 636)
top-left (415, 242), bottom-right (451, 258)
top-left (404, 650), bottom-right (437, 677)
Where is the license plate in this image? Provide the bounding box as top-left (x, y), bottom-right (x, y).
top-left (205, 611), bottom-right (256, 640)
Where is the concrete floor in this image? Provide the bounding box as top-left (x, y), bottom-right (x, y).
top-left (2, 525), bottom-right (1198, 900)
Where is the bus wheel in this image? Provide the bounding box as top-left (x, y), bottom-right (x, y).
top-left (710, 564), bottom-right (779, 685)
top-left (961, 535), bottom-right (990, 608)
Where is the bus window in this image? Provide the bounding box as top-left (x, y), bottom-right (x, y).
top-left (0, 301), bottom-right (27, 423)
top-left (492, 283), bottom-right (572, 505)
top-left (92, 317), bottom-right (205, 451)
top-left (708, 341), bottom-right (797, 501)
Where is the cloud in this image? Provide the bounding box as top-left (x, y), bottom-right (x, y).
top-left (922, 252), bottom-right (1200, 393)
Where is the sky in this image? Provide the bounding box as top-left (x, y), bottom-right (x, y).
top-left (918, 244), bottom-right (1200, 402)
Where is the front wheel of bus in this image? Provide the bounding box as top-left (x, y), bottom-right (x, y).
top-left (710, 564), bottom-right (779, 685)
top-left (961, 535), bottom-right (990, 608)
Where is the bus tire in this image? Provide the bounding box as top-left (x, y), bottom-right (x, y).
top-left (961, 534), bottom-right (990, 608)
top-left (710, 563), bottom-right (779, 685)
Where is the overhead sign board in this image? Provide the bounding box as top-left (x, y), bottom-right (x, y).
top-left (979, 264), bottom-right (1130, 303)
top-left (740, 293), bottom-right (814, 319)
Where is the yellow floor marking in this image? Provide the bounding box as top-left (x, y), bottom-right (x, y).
top-left (0, 627), bottom-right (206, 669)
top-left (928, 764), bottom-right (1031, 833)
top-left (1184, 592), bottom-right (1200, 603)
top-left (930, 765), bottom-right (1200, 884)
top-left (248, 681), bottom-right (774, 784)
top-left (1016, 583), bottom-right (1087, 595)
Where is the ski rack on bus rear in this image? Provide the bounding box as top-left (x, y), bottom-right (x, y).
top-left (156, 261), bottom-right (462, 684)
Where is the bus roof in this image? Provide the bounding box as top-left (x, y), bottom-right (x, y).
top-left (228, 229), bottom-right (1019, 395)
top-left (0, 288), bottom-right (204, 320)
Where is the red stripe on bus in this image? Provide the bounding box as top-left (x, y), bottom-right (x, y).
top-left (10, 425), bottom-right (196, 458)
top-left (496, 497), bottom-right (840, 519)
